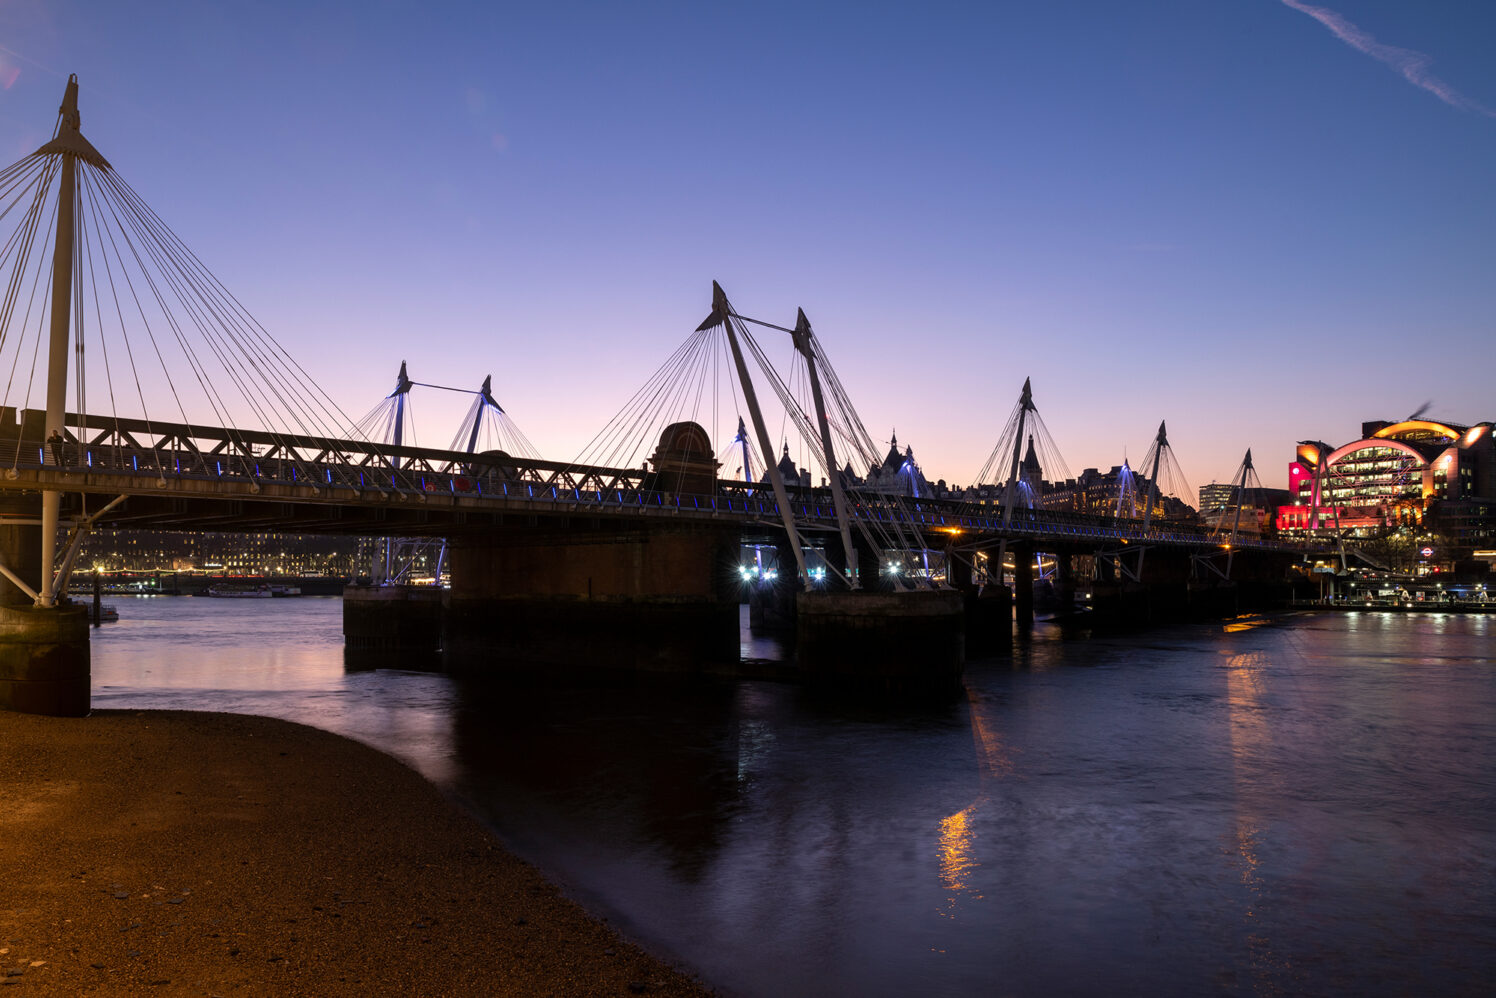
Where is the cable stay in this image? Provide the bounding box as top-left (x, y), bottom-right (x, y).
top-left (443, 374), bottom-right (539, 460)
top-left (725, 297), bottom-right (941, 591)
top-left (566, 288), bottom-right (755, 497)
top-left (1096, 420), bottom-right (1196, 583)
top-left (961, 379), bottom-right (1073, 588)
top-left (1300, 438), bottom-right (1350, 575)
top-left (717, 416), bottom-right (759, 487)
top-left (570, 281), bottom-right (943, 590)
top-left (352, 361), bottom-right (417, 466)
top-left (970, 378), bottom-right (1072, 526)
top-left (1132, 420), bottom-right (1197, 530)
top-left (0, 77), bottom-right (425, 602)
top-left (350, 363), bottom-right (540, 584)
top-left (690, 282), bottom-right (810, 584)
top-left (1193, 448), bottom-right (1262, 581)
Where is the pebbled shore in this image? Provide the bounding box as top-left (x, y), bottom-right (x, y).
top-left (0, 709), bottom-right (714, 997)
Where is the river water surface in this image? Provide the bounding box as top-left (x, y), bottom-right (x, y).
top-left (92, 596), bottom-right (1495, 996)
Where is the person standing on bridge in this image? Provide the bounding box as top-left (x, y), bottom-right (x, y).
top-left (47, 429), bottom-right (64, 468)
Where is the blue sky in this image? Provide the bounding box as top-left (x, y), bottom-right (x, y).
top-left (2, 0), bottom-right (1492, 491)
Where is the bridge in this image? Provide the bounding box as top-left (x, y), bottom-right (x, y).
top-left (0, 78), bottom-right (1314, 715)
top-left (0, 405), bottom-right (1283, 551)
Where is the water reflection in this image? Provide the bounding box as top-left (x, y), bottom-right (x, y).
top-left (91, 595), bottom-right (462, 783)
top-left (1222, 648), bottom-right (1282, 992)
top-left (91, 598), bottom-right (1496, 997)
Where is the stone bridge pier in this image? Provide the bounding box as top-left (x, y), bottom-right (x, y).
top-left (0, 495), bottom-right (90, 716)
top-left (440, 522), bottom-right (742, 675)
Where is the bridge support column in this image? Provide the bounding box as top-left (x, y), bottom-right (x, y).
top-left (441, 524), bottom-right (740, 676)
top-left (1090, 583), bottom-right (1140, 628)
top-left (1187, 580), bottom-right (1238, 619)
top-left (745, 542), bottom-right (795, 634)
top-left (946, 548), bottom-right (972, 590)
top-left (0, 502), bottom-right (90, 716)
top-left (748, 578), bottom-right (796, 634)
top-left (1012, 544), bottom-right (1034, 628)
top-left (1055, 553), bottom-right (1077, 616)
top-left (796, 589), bottom-right (964, 695)
top-left (1090, 549), bottom-right (1195, 628)
top-left (963, 583), bottom-right (1011, 654)
top-left (950, 548), bottom-right (1010, 653)
top-left (853, 532), bottom-right (888, 591)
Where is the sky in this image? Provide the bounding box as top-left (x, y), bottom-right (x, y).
top-left (1, 0), bottom-right (1493, 493)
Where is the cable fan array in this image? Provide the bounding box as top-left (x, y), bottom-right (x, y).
top-left (0, 82), bottom-right (387, 488)
top-left (1209, 449), bottom-right (1263, 541)
top-left (351, 363), bottom-right (538, 461)
top-left (568, 307), bottom-right (763, 478)
top-left (350, 362), bottom-right (539, 584)
top-left (969, 378), bottom-right (1073, 516)
top-left (445, 375), bottom-right (538, 458)
top-left (724, 305), bottom-right (943, 589)
top-left (570, 283), bottom-right (945, 589)
top-left (1123, 421), bottom-right (1197, 521)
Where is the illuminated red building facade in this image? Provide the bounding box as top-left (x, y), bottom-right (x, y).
top-left (1276, 418), bottom-right (1496, 567)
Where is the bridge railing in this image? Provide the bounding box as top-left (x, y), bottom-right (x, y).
top-left (0, 407), bottom-right (1312, 553)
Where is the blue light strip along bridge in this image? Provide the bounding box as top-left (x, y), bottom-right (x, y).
top-left (1, 405), bottom-right (1311, 554)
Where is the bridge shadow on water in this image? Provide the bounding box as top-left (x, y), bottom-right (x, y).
top-left (338, 602), bottom-right (1294, 904)
top-left (431, 631), bottom-right (981, 891)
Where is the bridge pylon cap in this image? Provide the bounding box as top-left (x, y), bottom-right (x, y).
top-left (31, 76), bottom-right (111, 169)
top-left (697, 281), bottom-right (730, 331)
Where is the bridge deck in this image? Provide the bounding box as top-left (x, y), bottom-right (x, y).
top-left (0, 407), bottom-right (1312, 552)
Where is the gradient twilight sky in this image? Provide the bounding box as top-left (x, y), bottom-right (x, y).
top-left (2, 0), bottom-right (1492, 492)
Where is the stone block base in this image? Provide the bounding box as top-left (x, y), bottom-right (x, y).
top-left (442, 596), bottom-right (739, 676)
top-left (796, 589), bottom-right (964, 695)
top-left (342, 585), bottom-right (444, 668)
top-left (0, 604), bottom-right (91, 716)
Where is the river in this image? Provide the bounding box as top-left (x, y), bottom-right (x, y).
top-left (91, 595), bottom-right (1495, 996)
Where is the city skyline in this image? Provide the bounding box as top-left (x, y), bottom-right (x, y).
top-left (2, 1), bottom-right (1492, 491)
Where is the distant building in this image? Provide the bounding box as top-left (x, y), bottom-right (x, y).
top-left (959, 440), bottom-right (1196, 522)
top-left (1198, 482), bottom-right (1292, 537)
top-left (859, 432), bottom-right (930, 497)
top-left (1197, 482), bottom-right (1238, 515)
top-left (759, 432), bottom-right (935, 497)
top-left (1275, 417), bottom-right (1496, 569)
top-left (761, 442), bottom-right (813, 489)
top-left (1040, 464), bottom-right (1195, 521)
top-left (77, 529), bottom-right (379, 577)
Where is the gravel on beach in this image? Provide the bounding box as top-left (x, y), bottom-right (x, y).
top-left (0, 708), bottom-right (715, 997)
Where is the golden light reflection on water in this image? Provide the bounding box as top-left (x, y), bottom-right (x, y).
top-left (937, 687), bottom-right (1012, 910)
top-left (1224, 649), bottom-right (1288, 986)
top-left (967, 691), bottom-right (1015, 779)
top-left (939, 804), bottom-right (979, 895)
top-left (1223, 615), bottom-right (1273, 634)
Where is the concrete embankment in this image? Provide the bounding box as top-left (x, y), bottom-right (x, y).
top-left (0, 709), bottom-right (713, 997)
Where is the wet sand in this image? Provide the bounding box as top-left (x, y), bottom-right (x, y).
top-left (0, 709), bottom-right (715, 996)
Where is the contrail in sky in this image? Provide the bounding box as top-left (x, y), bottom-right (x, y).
top-left (1280, 0), bottom-right (1495, 117)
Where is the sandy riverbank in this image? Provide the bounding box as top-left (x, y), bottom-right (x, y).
top-left (0, 709), bottom-right (715, 996)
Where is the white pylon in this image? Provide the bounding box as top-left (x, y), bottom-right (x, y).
top-left (32, 77), bottom-right (109, 607)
